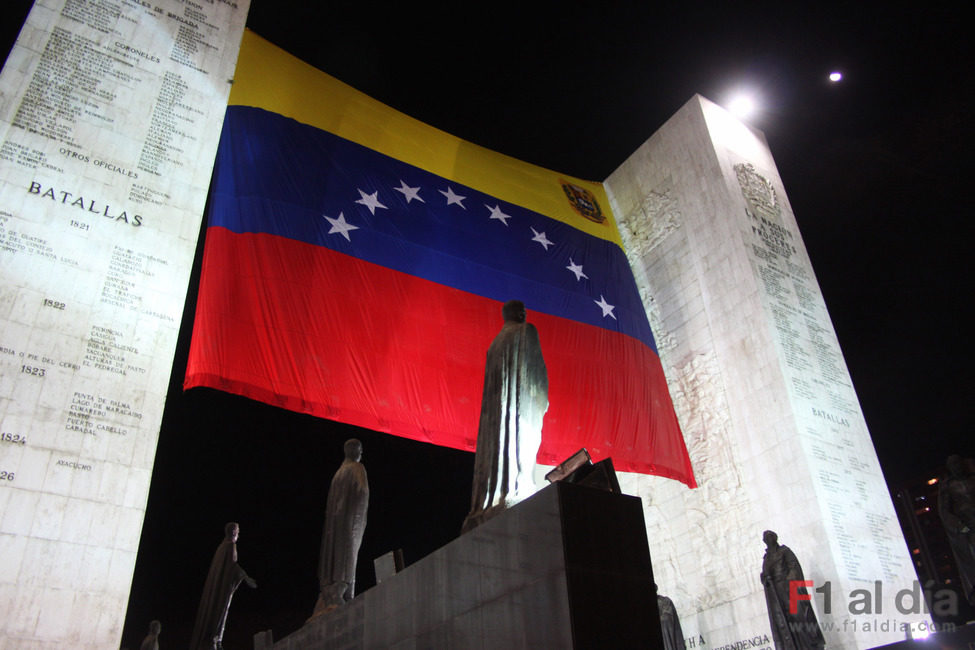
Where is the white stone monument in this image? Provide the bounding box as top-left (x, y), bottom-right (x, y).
top-left (0, 1), bottom-right (248, 646)
top-left (605, 95), bottom-right (929, 650)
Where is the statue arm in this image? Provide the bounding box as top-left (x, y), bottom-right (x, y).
top-left (939, 484), bottom-right (968, 533)
top-left (235, 563), bottom-right (257, 588)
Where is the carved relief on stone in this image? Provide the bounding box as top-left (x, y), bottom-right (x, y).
top-left (667, 352), bottom-right (754, 612)
top-left (616, 178), bottom-right (756, 615)
top-left (644, 295), bottom-right (678, 357)
top-left (734, 162), bottom-right (781, 222)
top-left (618, 186), bottom-right (682, 258)
top-left (616, 182), bottom-right (682, 356)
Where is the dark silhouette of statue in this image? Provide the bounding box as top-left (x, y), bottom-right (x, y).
top-left (315, 438), bottom-right (369, 613)
top-left (189, 522), bottom-right (257, 650)
top-left (463, 300), bottom-right (548, 532)
top-left (938, 454), bottom-right (975, 604)
top-left (139, 620), bottom-right (161, 650)
top-left (760, 530), bottom-right (825, 650)
top-left (655, 584), bottom-right (685, 650)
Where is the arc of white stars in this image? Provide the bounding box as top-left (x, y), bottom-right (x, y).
top-left (323, 212), bottom-right (359, 241)
top-left (530, 227), bottom-right (554, 250)
top-left (485, 204), bottom-right (512, 226)
top-left (355, 188), bottom-right (387, 215)
top-left (594, 295), bottom-right (616, 320)
top-left (394, 180), bottom-right (424, 204)
top-left (439, 186), bottom-right (467, 209)
top-left (566, 258), bottom-right (588, 281)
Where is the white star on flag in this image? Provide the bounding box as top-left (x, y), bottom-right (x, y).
top-left (530, 227), bottom-right (554, 250)
top-left (439, 186), bottom-right (467, 209)
top-left (594, 295), bottom-right (616, 319)
top-left (394, 180), bottom-right (424, 204)
top-left (323, 212), bottom-right (359, 241)
top-left (566, 258), bottom-right (588, 281)
top-left (355, 189), bottom-right (387, 215)
top-left (485, 204), bottom-right (512, 226)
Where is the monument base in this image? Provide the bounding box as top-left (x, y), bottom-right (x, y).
top-left (871, 622), bottom-right (975, 650)
top-left (272, 481), bottom-right (662, 649)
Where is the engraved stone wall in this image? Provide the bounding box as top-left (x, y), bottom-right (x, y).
top-left (0, 2), bottom-right (249, 646)
top-left (606, 95), bottom-right (927, 650)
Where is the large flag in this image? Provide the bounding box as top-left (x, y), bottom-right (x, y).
top-left (185, 31), bottom-right (695, 486)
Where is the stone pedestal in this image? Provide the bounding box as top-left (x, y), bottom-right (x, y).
top-left (274, 481), bottom-right (663, 649)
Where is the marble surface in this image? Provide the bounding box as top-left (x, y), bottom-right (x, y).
top-left (605, 95), bottom-right (927, 650)
top-left (275, 481), bottom-right (661, 649)
top-left (0, 1), bottom-right (248, 645)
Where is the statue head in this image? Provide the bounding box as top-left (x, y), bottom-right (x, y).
top-left (344, 438), bottom-right (363, 462)
top-left (502, 300), bottom-right (526, 324)
top-left (148, 620), bottom-right (161, 635)
top-left (225, 522), bottom-right (239, 542)
top-left (762, 530), bottom-right (778, 547)
top-left (947, 454), bottom-right (967, 478)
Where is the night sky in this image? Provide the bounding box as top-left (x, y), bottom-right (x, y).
top-left (3, 2), bottom-right (973, 648)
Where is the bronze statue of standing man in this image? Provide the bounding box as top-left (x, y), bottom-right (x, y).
top-left (315, 438), bottom-right (369, 614)
top-left (190, 522), bottom-right (257, 650)
top-left (760, 530), bottom-right (825, 650)
top-left (463, 300), bottom-right (548, 532)
top-left (655, 584), bottom-right (685, 650)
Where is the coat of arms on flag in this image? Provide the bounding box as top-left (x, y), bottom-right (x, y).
top-left (561, 180), bottom-right (606, 224)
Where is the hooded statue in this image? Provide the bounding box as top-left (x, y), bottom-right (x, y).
top-left (139, 620), bottom-right (161, 650)
top-left (938, 454), bottom-right (975, 604)
top-left (316, 438), bottom-right (369, 611)
top-left (463, 300), bottom-right (548, 532)
top-left (190, 522), bottom-right (256, 650)
top-left (760, 530), bottom-right (825, 650)
top-left (655, 585), bottom-right (685, 650)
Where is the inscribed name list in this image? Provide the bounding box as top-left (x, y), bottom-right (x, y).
top-left (0, 0), bottom-right (249, 645)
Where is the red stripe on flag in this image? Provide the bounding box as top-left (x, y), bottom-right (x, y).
top-left (186, 227), bottom-right (694, 485)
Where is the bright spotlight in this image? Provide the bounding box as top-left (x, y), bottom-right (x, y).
top-left (829, 71), bottom-right (843, 82)
top-left (728, 95), bottom-right (755, 119)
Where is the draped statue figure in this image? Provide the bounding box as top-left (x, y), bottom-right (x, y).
top-left (190, 522), bottom-right (257, 650)
top-left (462, 300), bottom-right (548, 532)
top-left (315, 438), bottom-right (369, 613)
top-left (656, 585), bottom-right (685, 650)
top-left (938, 454), bottom-right (975, 605)
top-left (139, 620), bottom-right (161, 650)
top-left (760, 530), bottom-right (825, 650)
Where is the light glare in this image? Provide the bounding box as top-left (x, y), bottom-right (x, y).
top-left (728, 95), bottom-right (755, 118)
top-left (829, 71), bottom-right (843, 82)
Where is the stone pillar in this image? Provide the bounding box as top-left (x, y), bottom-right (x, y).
top-left (604, 95), bottom-right (926, 649)
top-left (0, 3), bottom-right (248, 646)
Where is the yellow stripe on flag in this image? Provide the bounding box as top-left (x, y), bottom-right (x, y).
top-left (229, 30), bottom-right (622, 245)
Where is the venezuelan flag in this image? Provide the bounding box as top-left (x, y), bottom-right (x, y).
top-left (185, 30), bottom-right (695, 486)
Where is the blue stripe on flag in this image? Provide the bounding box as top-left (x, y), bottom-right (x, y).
top-left (211, 106), bottom-right (656, 351)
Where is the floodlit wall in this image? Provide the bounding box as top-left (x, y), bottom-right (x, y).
top-left (0, 1), bottom-right (248, 645)
top-left (606, 95), bottom-right (928, 650)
